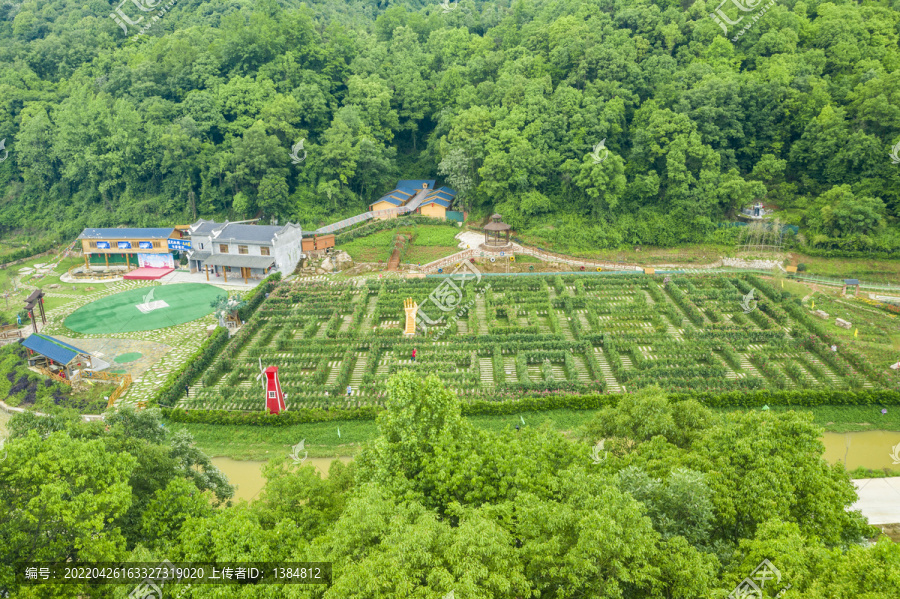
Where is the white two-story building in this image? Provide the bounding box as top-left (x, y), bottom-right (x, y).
top-left (185, 219), bottom-right (304, 282)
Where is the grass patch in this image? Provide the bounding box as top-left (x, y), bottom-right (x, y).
top-left (339, 225), bottom-right (460, 265)
top-left (791, 253), bottom-right (900, 283)
top-left (173, 405), bottom-right (900, 460)
top-left (338, 229), bottom-right (395, 263)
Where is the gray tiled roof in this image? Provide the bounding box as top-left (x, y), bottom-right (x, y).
top-left (189, 219), bottom-right (221, 236)
top-left (211, 223), bottom-right (298, 244)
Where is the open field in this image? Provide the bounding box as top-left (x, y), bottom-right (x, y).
top-left (338, 224), bottom-right (461, 265)
top-left (175, 272), bottom-right (899, 414)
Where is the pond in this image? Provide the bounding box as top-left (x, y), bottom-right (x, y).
top-left (209, 431), bottom-right (900, 503)
top-left (211, 456), bottom-right (352, 502)
top-left (822, 431), bottom-right (900, 471)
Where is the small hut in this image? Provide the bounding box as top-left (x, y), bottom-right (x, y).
top-left (484, 214), bottom-right (511, 247)
top-left (21, 333), bottom-right (93, 378)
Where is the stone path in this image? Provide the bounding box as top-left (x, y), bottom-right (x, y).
top-left (479, 357), bottom-right (494, 387)
top-left (593, 348), bottom-right (622, 392)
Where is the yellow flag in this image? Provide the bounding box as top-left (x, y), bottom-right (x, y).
top-left (811, 300), bottom-right (815, 310)
top-left (854, 328), bottom-right (858, 338)
top-left (781, 279), bottom-right (784, 288)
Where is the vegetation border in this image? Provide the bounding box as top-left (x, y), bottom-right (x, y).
top-left (160, 388), bottom-right (900, 426)
top-left (153, 272), bottom-right (282, 407)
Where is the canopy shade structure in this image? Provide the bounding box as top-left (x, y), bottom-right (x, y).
top-left (22, 334), bottom-right (90, 366)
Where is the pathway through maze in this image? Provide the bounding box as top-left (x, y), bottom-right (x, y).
top-left (172, 273), bottom-right (887, 413)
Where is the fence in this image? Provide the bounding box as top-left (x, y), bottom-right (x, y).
top-left (37, 366), bottom-right (72, 386)
top-left (106, 374), bottom-right (133, 408)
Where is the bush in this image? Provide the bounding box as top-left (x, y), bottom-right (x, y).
top-left (797, 263), bottom-right (807, 272)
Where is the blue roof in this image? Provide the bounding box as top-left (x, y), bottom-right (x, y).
top-left (421, 187), bottom-right (456, 208)
top-left (396, 180), bottom-right (435, 191)
top-left (370, 188), bottom-right (415, 208)
top-left (78, 228), bottom-right (175, 240)
top-left (22, 334), bottom-right (89, 365)
top-left (844, 279), bottom-right (860, 285)
top-left (421, 197), bottom-right (452, 208)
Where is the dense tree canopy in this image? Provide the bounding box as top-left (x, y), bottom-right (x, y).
top-left (1, 376), bottom-right (896, 597)
top-left (0, 0), bottom-right (898, 250)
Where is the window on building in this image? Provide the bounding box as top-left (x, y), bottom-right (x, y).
top-left (268, 391), bottom-right (276, 399)
top-left (260, 246), bottom-right (270, 256)
top-left (200, 243), bottom-right (204, 250)
top-left (238, 245), bottom-right (249, 255)
top-left (219, 244), bottom-right (228, 253)
top-left (153, 241), bottom-right (161, 248)
top-left (89, 242), bottom-right (97, 248)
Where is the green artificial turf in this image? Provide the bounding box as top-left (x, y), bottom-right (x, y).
top-left (65, 283), bottom-right (223, 334)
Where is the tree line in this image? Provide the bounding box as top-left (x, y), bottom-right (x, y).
top-left (0, 0), bottom-right (898, 252)
top-left (1, 373), bottom-right (896, 597)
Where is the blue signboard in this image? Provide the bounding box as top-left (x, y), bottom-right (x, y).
top-left (167, 239), bottom-right (192, 251)
top-left (138, 241), bottom-right (153, 249)
top-left (96, 241), bottom-right (110, 249)
top-left (118, 241), bottom-right (132, 249)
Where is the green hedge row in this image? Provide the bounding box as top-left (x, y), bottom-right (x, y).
top-left (156, 328), bottom-right (230, 407)
top-left (162, 405), bottom-right (381, 426)
top-left (153, 272), bottom-right (282, 407)
top-left (160, 388), bottom-right (900, 426)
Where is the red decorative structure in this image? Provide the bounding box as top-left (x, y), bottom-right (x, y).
top-left (256, 358), bottom-right (286, 414)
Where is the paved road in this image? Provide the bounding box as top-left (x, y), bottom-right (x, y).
top-left (852, 477), bottom-right (900, 525)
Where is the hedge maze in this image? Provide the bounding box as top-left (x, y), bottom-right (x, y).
top-left (176, 273), bottom-right (896, 412)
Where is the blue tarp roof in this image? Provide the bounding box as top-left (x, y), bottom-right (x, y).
top-left (844, 279), bottom-right (860, 285)
top-left (22, 334), bottom-right (90, 365)
top-left (78, 228), bottom-right (175, 239)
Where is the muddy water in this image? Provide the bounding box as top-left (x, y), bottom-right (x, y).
top-left (211, 456), bottom-right (352, 502)
top-left (209, 432), bottom-right (900, 502)
top-left (822, 431), bottom-right (900, 471)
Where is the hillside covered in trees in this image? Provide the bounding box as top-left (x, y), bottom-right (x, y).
top-left (2, 375), bottom-right (898, 598)
top-left (1, 0), bottom-right (899, 252)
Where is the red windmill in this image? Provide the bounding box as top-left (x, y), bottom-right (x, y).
top-left (256, 358), bottom-right (286, 414)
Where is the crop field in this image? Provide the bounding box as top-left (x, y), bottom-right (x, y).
top-left (176, 273), bottom-right (899, 412)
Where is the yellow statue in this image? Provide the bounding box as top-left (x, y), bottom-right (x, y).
top-left (404, 298), bottom-right (418, 336)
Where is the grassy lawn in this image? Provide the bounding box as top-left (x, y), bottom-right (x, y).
top-left (338, 230), bottom-right (395, 263)
top-left (0, 253), bottom-right (118, 324)
top-left (171, 405), bottom-right (900, 460)
top-left (338, 225), bottom-right (460, 265)
top-left (791, 253), bottom-right (900, 283)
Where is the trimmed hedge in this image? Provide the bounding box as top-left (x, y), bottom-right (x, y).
top-left (156, 327), bottom-right (230, 407)
top-left (160, 388), bottom-right (900, 426)
top-left (153, 272), bottom-right (282, 407)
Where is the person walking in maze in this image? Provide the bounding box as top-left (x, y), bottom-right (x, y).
top-left (347, 385), bottom-right (352, 397)
top-left (412, 348), bottom-right (417, 362)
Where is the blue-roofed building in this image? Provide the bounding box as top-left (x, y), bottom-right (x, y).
top-left (22, 334), bottom-right (93, 376)
top-left (78, 226), bottom-right (189, 272)
top-left (368, 180), bottom-right (437, 216)
top-left (418, 187), bottom-right (458, 220)
top-left (396, 180), bottom-right (436, 191)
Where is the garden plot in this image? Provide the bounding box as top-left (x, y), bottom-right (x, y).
top-left (177, 274), bottom-right (896, 412)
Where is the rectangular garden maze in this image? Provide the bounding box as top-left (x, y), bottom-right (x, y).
top-left (176, 273), bottom-right (896, 412)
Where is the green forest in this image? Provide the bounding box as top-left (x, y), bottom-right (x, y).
top-left (1, 0), bottom-right (900, 252)
top-left (2, 374), bottom-right (898, 598)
